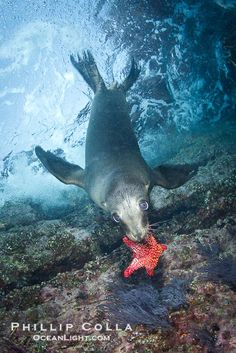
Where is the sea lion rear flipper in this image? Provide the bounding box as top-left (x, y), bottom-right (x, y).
top-left (151, 163), bottom-right (198, 189)
top-left (119, 58), bottom-right (141, 92)
top-left (70, 51), bottom-right (106, 93)
top-left (35, 146), bottom-right (85, 188)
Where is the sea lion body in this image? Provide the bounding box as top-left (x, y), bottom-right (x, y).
top-left (35, 51), bottom-right (199, 242)
top-left (85, 89), bottom-right (150, 209)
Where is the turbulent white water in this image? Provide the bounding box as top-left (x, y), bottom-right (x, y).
top-left (0, 0), bottom-right (235, 206)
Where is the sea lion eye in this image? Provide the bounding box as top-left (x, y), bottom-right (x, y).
top-left (139, 200), bottom-right (149, 211)
top-left (112, 213), bottom-right (120, 223)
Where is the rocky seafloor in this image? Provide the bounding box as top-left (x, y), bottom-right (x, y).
top-left (0, 124), bottom-right (235, 353)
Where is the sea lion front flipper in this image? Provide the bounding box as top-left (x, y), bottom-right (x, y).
top-left (35, 146), bottom-right (85, 188)
top-left (151, 164), bottom-right (198, 189)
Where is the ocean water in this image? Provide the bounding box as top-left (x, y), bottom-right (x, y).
top-left (0, 0), bottom-right (235, 207)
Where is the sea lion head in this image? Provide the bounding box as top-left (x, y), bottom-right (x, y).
top-left (104, 177), bottom-right (150, 242)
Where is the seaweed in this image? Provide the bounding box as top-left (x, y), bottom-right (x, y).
top-left (204, 256), bottom-right (236, 290)
top-left (197, 241), bottom-right (236, 290)
top-left (102, 279), bottom-right (188, 329)
top-left (160, 278), bottom-right (188, 310)
top-left (193, 327), bottom-right (224, 353)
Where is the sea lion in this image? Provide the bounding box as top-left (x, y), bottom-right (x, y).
top-left (35, 51), bottom-right (198, 242)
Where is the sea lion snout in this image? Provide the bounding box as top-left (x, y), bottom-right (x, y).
top-left (127, 229), bottom-right (148, 243)
top-left (125, 215), bottom-right (149, 243)
top-left (113, 200), bottom-right (149, 243)
top-left (106, 183), bottom-right (150, 243)
top-left (115, 213), bottom-right (149, 243)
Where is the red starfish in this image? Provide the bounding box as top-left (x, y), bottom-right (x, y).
top-left (123, 234), bottom-right (167, 277)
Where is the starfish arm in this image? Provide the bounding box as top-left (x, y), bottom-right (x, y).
top-left (124, 258), bottom-right (142, 278)
top-left (149, 235), bottom-right (158, 247)
top-left (123, 236), bottom-right (134, 247)
top-left (124, 266), bottom-right (134, 278)
top-left (146, 268), bottom-right (155, 276)
top-left (123, 237), bottom-right (149, 257)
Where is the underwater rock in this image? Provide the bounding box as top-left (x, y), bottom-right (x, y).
top-left (0, 212), bottom-right (122, 292)
top-left (150, 127), bottom-right (236, 224)
top-left (0, 220), bottom-right (83, 290)
top-left (0, 201), bottom-right (38, 228)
